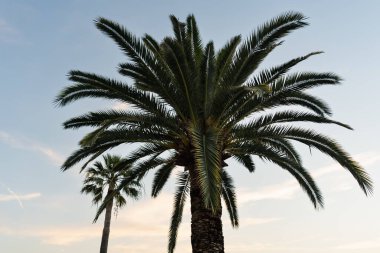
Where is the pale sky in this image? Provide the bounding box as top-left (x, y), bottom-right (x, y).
top-left (1, 1), bottom-right (380, 253)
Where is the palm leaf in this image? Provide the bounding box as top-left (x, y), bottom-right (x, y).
top-left (221, 169), bottom-right (239, 227)
top-left (168, 172), bottom-right (190, 253)
top-left (190, 124), bottom-right (222, 212)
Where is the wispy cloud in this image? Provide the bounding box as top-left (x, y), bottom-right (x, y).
top-left (0, 194), bottom-right (173, 245)
top-left (0, 192), bottom-right (278, 247)
top-left (335, 237), bottom-right (380, 250)
top-left (239, 217), bottom-right (282, 227)
top-left (331, 182), bottom-right (353, 192)
top-left (310, 151), bottom-right (380, 178)
top-left (226, 242), bottom-right (310, 252)
top-left (0, 130), bottom-right (64, 165)
top-left (111, 102), bottom-right (129, 110)
top-left (37, 224), bottom-right (167, 245)
top-left (113, 240), bottom-right (310, 253)
top-left (238, 180), bottom-right (298, 204)
top-left (0, 225), bottom-right (100, 245)
top-left (238, 151), bottom-right (380, 205)
top-left (112, 237), bottom-right (194, 253)
top-left (0, 182), bottom-right (41, 208)
top-left (0, 192), bottom-right (41, 205)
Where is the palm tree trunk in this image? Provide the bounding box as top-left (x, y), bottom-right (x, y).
top-left (190, 169), bottom-right (224, 253)
top-left (100, 187), bottom-right (114, 253)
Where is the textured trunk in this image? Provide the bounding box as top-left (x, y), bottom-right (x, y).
top-left (100, 186), bottom-right (114, 253)
top-left (190, 169), bottom-right (224, 253)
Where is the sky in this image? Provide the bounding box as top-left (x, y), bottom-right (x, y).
top-left (1, 0), bottom-right (380, 252)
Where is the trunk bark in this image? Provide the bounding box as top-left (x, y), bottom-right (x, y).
top-left (190, 169), bottom-right (224, 253)
top-left (100, 186), bottom-right (114, 253)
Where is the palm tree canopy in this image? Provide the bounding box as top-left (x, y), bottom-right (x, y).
top-left (57, 12), bottom-right (372, 252)
top-left (81, 154), bottom-right (141, 214)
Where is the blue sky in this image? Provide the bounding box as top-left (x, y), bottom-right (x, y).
top-left (1, 1), bottom-right (380, 252)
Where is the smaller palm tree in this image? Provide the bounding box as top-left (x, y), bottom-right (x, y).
top-left (81, 154), bottom-right (142, 253)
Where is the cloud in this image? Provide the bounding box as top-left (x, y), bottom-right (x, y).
top-left (239, 217), bottom-right (282, 227)
top-left (37, 224), bottom-right (167, 246)
top-left (0, 130), bottom-right (64, 165)
top-left (311, 151), bottom-right (380, 178)
top-left (112, 240), bottom-right (192, 253)
top-left (0, 218), bottom-right (166, 246)
top-left (0, 192), bottom-right (279, 248)
top-left (113, 240), bottom-right (309, 253)
top-left (335, 237), bottom-right (380, 250)
top-left (0, 225), bottom-right (99, 245)
top-left (331, 182), bottom-right (353, 192)
top-left (0, 192), bottom-right (41, 203)
top-left (0, 194), bottom-right (173, 245)
top-left (226, 242), bottom-right (309, 252)
top-left (111, 102), bottom-right (129, 110)
top-left (238, 151), bottom-right (380, 205)
top-left (238, 180), bottom-right (299, 204)
top-left (0, 182), bottom-right (41, 208)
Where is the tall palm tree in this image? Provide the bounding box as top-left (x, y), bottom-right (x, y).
top-left (56, 12), bottom-right (372, 253)
top-left (81, 154), bottom-right (142, 253)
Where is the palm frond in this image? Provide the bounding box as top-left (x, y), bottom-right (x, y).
top-left (201, 42), bottom-right (215, 115)
top-left (221, 11), bottom-right (308, 86)
top-left (190, 124), bottom-right (222, 212)
top-left (221, 169), bottom-right (239, 227)
top-left (62, 142), bottom-right (122, 171)
top-left (234, 111), bottom-right (352, 131)
top-left (185, 14), bottom-right (203, 63)
top-left (57, 71), bottom-right (173, 118)
top-left (247, 51), bottom-right (323, 87)
top-left (161, 37), bottom-right (197, 120)
top-left (272, 72), bottom-right (341, 94)
top-left (233, 142), bottom-right (323, 208)
top-left (63, 110), bottom-right (178, 134)
top-left (215, 35), bottom-right (241, 84)
top-left (95, 17), bottom-right (155, 69)
top-left (168, 172), bottom-right (190, 253)
top-left (230, 90), bottom-right (333, 126)
top-left (231, 154), bottom-right (255, 173)
top-left (255, 126), bottom-right (373, 194)
top-left (151, 159), bottom-right (176, 197)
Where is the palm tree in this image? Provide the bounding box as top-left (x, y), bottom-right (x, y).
top-left (81, 154), bottom-right (142, 253)
top-left (56, 12), bottom-right (372, 253)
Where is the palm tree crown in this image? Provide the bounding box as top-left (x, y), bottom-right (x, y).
top-left (81, 154), bottom-right (141, 210)
top-left (57, 12), bottom-right (372, 253)
top-left (81, 154), bottom-right (142, 253)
